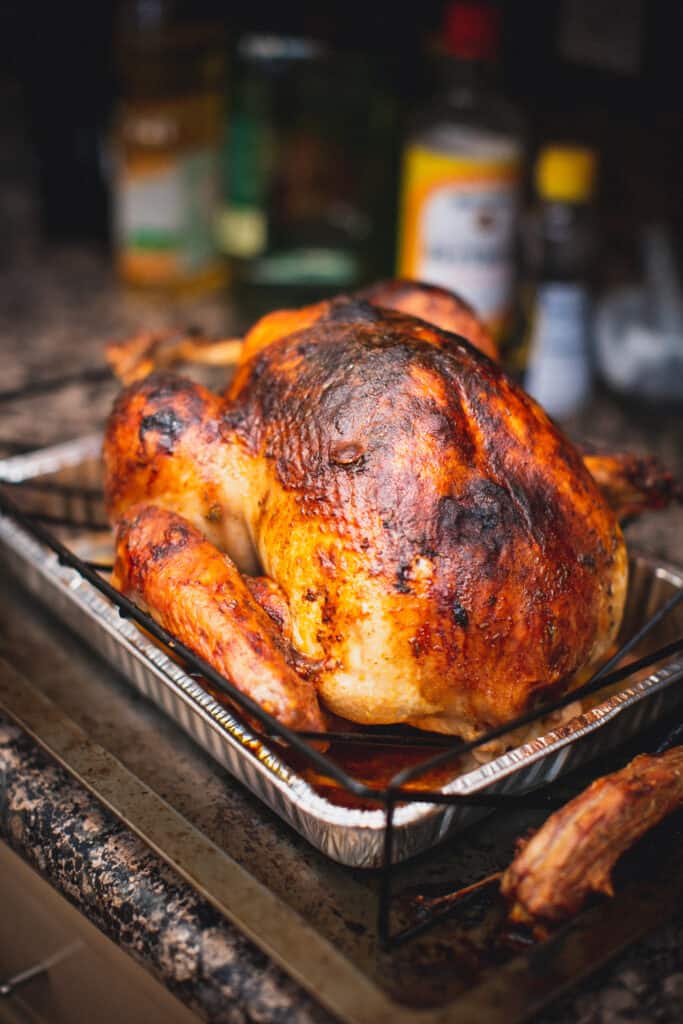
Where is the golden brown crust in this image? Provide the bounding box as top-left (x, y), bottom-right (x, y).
top-left (224, 302), bottom-right (626, 733)
top-left (103, 373), bottom-right (260, 574)
top-left (245, 575), bottom-right (294, 641)
top-left (104, 299), bottom-right (627, 737)
top-left (501, 746), bottom-right (683, 934)
top-left (104, 373), bottom-right (223, 519)
top-left (113, 504), bottom-right (325, 732)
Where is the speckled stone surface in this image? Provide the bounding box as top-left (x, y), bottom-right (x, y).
top-left (0, 716), bottom-right (330, 1024)
top-left (1, 165), bottom-right (683, 1021)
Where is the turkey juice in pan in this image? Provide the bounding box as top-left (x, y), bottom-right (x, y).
top-left (104, 279), bottom-right (678, 743)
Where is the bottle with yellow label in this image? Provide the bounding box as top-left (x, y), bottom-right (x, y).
top-left (397, 1), bottom-right (523, 342)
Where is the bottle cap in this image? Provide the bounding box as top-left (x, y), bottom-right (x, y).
top-left (535, 146), bottom-right (598, 203)
top-left (444, 1), bottom-right (500, 62)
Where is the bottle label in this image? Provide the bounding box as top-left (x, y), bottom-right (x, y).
top-left (398, 144), bottom-right (521, 335)
top-left (217, 110), bottom-right (269, 259)
top-left (524, 282), bottom-right (591, 417)
top-left (247, 247), bottom-right (359, 286)
top-left (115, 148), bottom-right (218, 286)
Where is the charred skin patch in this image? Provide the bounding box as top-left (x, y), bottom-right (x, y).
top-left (140, 407), bottom-right (189, 452)
top-left (150, 521), bottom-right (193, 561)
top-left (136, 374), bottom-right (213, 452)
top-left (228, 315), bottom-right (474, 522)
top-left (410, 622), bottom-right (432, 658)
top-left (107, 372), bottom-right (214, 465)
top-left (438, 480), bottom-right (521, 545)
top-left (395, 564), bottom-right (412, 594)
top-left (103, 372), bottom-right (225, 522)
top-left (452, 601), bottom-right (469, 627)
top-left (221, 404), bottom-right (249, 434)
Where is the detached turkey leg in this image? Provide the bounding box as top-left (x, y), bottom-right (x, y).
top-left (501, 745), bottom-right (683, 936)
top-left (114, 504), bottom-right (325, 733)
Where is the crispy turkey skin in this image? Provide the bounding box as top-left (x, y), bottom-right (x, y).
top-left (104, 288), bottom-right (628, 737)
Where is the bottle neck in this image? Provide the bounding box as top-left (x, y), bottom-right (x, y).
top-left (419, 52), bottom-right (523, 146)
top-left (438, 54), bottom-right (499, 104)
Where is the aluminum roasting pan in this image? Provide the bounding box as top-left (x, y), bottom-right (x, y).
top-left (1, 434), bottom-right (683, 868)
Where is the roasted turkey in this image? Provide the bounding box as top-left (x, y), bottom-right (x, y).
top-left (104, 281), bottom-right (677, 739)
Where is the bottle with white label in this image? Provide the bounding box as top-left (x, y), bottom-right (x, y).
top-left (397, 1), bottom-right (524, 343)
top-left (112, 1), bottom-right (226, 293)
top-left (524, 145), bottom-right (598, 419)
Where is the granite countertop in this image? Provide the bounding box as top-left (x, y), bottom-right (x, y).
top-left (0, 716), bottom-right (329, 1024)
top-left (1, 209), bottom-right (683, 1023)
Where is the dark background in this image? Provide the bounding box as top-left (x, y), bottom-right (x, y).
top-left (1, 0), bottom-right (682, 286)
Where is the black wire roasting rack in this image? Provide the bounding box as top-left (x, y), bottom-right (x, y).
top-left (2, 369), bottom-right (683, 950)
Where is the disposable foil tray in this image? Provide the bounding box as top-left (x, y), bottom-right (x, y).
top-left (1, 434), bottom-right (683, 867)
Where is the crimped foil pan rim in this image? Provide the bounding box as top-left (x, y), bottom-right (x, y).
top-left (0, 433), bottom-right (103, 483)
top-left (2, 436), bottom-right (683, 839)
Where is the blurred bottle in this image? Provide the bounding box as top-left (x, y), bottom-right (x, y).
top-left (216, 33), bottom-right (398, 318)
top-left (396, 0), bottom-right (524, 342)
top-left (111, 1), bottom-right (226, 292)
top-left (595, 225), bottom-right (683, 406)
top-left (524, 145), bottom-right (598, 419)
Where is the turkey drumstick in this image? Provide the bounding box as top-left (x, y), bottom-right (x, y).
top-left (113, 504), bottom-right (325, 732)
top-left (501, 745), bottom-right (683, 937)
